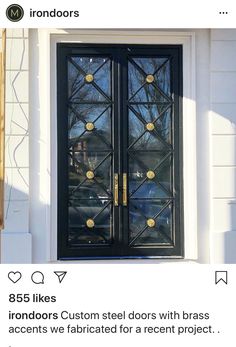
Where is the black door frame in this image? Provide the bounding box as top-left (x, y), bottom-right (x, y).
top-left (57, 43), bottom-right (184, 260)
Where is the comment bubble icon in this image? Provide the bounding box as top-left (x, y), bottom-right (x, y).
top-left (31, 271), bottom-right (44, 284)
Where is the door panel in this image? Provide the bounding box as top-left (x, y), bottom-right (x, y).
top-left (57, 44), bottom-right (183, 259)
top-left (126, 50), bottom-right (175, 250)
top-left (67, 53), bottom-right (115, 248)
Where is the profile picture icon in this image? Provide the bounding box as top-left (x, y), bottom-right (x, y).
top-left (6, 4), bottom-right (24, 22)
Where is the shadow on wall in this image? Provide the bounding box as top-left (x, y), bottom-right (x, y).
top-left (224, 233), bottom-right (236, 264)
top-left (4, 180), bottom-right (28, 232)
top-left (225, 201), bottom-right (236, 263)
top-left (1, 182), bottom-right (31, 264)
top-left (2, 29), bottom-right (236, 264)
top-left (211, 103), bottom-right (236, 264)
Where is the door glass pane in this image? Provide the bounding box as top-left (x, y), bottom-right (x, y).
top-left (67, 54), bottom-right (113, 246)
top-left (68, 57), bottom-right (111, 102)
top-left (69, 154), bottom-right (112, 198)
top-left (129, 154), bottom-right (172, 198)
top-left (128, 58), bottom-right (171, 103)
top-left (129, 201), bottom-right (173, 245)
top-left (129, 110), bottom-right (168, 150)
top-left (69, 106), bottom-right (112, 150)
top-left (129, 104), bottom-right (172, 144)
top-left (128, 54), bottom-right (174, 247)
top-left (69, 201), bottom-right (112, 245)
top-left (128, 63), bottom-right (167, 103)
top-left (133, 57), bottom-right (168, 73)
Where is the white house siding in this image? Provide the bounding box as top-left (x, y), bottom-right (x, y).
top-left (0, 29), bottom-right (31, 263)
top-left (1, 28), bottom-right (236, 263)
top-left (211, 29), bottom-right (236, 263)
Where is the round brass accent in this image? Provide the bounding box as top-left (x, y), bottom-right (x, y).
top-left (146, 170), bottom-right (155, 180)
top-left (86, 219), bottom-right (95, 228)
top-left (146, 74), bottom-right (155, 83)
top-left (146, 122), bottom-right (155, 131)
top-left (86, 170), bottom-right (95, 180)
top-left (147, 218), bottom-right (156, 228)
top-left (85, 74), bottom-right (94, 83)
top-left (85, 122), bottom-right (95, 131)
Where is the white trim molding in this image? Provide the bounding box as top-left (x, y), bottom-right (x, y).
top-left (30, 29), bottom-right (198, 263)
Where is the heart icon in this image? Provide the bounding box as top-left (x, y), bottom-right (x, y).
top-left (8, 271), bottom-right (22, 283)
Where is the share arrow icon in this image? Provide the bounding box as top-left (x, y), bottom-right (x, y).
top-left (54, 271), bottom-right (67, 283)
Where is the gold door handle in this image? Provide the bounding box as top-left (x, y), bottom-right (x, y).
top-left (114, 173), bottom-right (119, 206)
top-left (123, 173), bottom-right (127, 206)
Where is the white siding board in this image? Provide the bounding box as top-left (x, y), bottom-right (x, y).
top-left (5, 135), bottom-right (29, 168)
top-left (4, 201), bottom-right (29, 232)
top-left (1, 29), bottom-right (30, 264)
top-left (5, 168), bottom-right (29, 201)
top-left (212, 135), bottom-right (236, 166)
top-left (211, 41), bottom-right (236, 71)
top-left (5, 102), bottom-right (29, 136)
top-left (210, 29), bottom-right (236, 263)
top-left (211, 29), bottom-right (236, 41)
top-left (6, 38), bottom-right (29, 71)
top-left (211, 72), bottom-right (236, 103)
top-left (6, 29), bottom-right (28, 38)
top-left (212, 199), bottom-right (236, 232)
top-left (5, 70), bottom-right (29, 103)
top-left (1, 233), bottom-right (32, 263)
top-left (211, 230), bottom-right (236, 263)
top-left (211, 104), bottom-right (236, 134)
top-left (212, 167), bottom-right (236, 198)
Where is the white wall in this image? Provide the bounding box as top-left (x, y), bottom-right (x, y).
top-left (210, 29), bottom-right (236, 263)
top-left (1, 28), bottom-right (236, 264)
top-left (0, 29), bottom-right (31, 263)
top-left (195, 29), bottom-right (211, 263)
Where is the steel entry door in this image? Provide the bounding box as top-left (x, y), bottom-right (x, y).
top-left (57, 44), bottom-right (183, 259)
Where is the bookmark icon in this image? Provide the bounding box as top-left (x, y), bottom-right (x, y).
top-left (215, 271), bottom-right (228, 285)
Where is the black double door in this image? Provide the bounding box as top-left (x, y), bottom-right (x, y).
top-left (57, 44), bottom-right (183, 259)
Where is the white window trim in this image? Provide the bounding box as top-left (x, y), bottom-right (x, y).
top-left (31, 29), bottom-right (197, 262)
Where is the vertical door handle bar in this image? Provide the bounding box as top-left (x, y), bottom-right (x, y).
top-left (123, 173), bottom-right (127, 206)
top-left (114, 173), bottom-right (119, 206)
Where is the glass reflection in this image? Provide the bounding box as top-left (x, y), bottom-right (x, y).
top-left (129, 201), bottom-right (172, 245)
top-left (68, 106), bottom-right (111, 150)
top-left (130, 181), bottom-right (170, 199)
top-left (68, 201), bottom-right (112, 245)
top-left (67, 55), bottom-right (113, 247)
top-left (68, 57), bottom-right (111, 102)
top-left (129, 154), bottom-right (172, 198)
top-left (129, 111), bottom-right (168, 150)
top-left (133, 57), bottom-right (168, 75)
top-left (129, 105), bottom-right (172, 145)
top-left (69, 153), bottom-right (112, 195)
top-left (128, 58), bottom-right (171, 102)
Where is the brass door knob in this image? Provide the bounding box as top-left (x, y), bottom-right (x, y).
top-left (147, 218), bottom-right (156, 228)
top-left (86, 171), bottom-right (94, 179)
top-left (85, 74), bottom-right (94, 83)
top-left (146, 74), bottom-right (155, 83)
top-left (146, 170), bottom-right (155, 179)
top-left (146, 122), bottom-right (155, 131)
top-left (85, 122), bottom-right (95, 131)
top-left (86, 219), bottom-right (95, 228)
